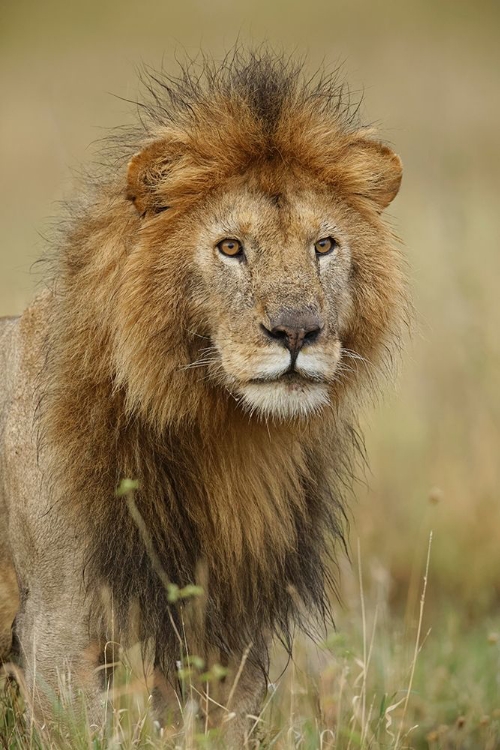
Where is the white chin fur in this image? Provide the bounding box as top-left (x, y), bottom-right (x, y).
top-left (237, 381), bottom-right (330, 420)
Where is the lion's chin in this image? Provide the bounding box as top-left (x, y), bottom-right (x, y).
top-left (236, 380), bottom-right (330, 420)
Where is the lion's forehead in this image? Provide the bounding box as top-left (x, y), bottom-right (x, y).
top-left (202, 184), bottom-right (341, 242)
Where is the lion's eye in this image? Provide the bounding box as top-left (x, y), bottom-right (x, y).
top-left (314, 237), bottom-right (338, 256)
top-left (217, 238), bottom-right (244, 259)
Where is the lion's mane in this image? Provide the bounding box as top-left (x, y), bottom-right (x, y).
top-left (41, 51), bottom-right (405, 674)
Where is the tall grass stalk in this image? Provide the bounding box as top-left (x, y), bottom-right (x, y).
top-left (395, 531), bottom-right (432, 747)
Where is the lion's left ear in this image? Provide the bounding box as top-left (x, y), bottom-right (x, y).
top-left (126, 140), bottom-right (175, 216)
top-left (344, 138), bottom-right (403, 211)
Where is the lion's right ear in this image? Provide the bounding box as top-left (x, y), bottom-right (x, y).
top-left (126, 140), bottom-right (173, 216)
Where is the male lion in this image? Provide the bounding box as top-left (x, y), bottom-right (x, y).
top-left (0, 53), bottom-right (404, 744)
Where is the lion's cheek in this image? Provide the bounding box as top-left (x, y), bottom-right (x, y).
top-left (295, 341), bottom-right (341, 380)
top-left (214, 339), bottom-right (289, 384)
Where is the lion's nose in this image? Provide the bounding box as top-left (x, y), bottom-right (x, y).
top-left (261, 310), bottom-right (323, 357)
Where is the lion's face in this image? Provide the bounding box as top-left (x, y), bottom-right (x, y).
top-left (190, 180), bottom-right (353, 419)
top-left (121, 122), bottom-right (402, 428)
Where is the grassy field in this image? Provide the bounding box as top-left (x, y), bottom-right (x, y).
top-left (1, 0), bottom-right (499, 747)
top-left (2, 565), bottom-right (499, 748)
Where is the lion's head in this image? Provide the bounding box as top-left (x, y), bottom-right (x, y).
top-left (104, 54), bottom-right (404, 427)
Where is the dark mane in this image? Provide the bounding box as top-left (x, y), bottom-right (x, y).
top-left (138, 49), bottom-right (358, 132)
top-left (89, 48), bottom-right (363, 182)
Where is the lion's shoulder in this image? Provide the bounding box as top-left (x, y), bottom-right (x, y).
top-left (18, 290), bottom-right (52, 372)
top-left (0, 291), bottom-right (51, 465)
top-left (0, 315), bottom-right (20, 423)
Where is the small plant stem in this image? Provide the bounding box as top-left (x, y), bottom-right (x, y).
top-left (358, 538), bottom-right (367, 743)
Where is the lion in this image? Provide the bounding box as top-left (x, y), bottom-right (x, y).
top-left (0, 52), bottom-right (404, 745)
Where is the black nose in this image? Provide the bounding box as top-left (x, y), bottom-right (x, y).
top-left (262, 310), bottom-right (323, 357)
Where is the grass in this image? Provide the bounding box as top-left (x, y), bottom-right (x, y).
top-left (2, 537), bottom-right (499, 749)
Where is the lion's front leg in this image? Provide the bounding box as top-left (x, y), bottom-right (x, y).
top-left (153, 649), bottom-right (267, 748)
top-left (0, 561), bottom-right (19, 661)
top-left (15, 589), bottom-right (109, 733)
top-left (216, 655), bottom-right (267, 749)
top-left (150, 659), bottom-right (183, 729)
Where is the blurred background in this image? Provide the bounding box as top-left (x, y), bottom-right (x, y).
top-left (1, 0), bottom-right (499, 653)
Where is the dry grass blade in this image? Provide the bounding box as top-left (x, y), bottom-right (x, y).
top-left (394, 531), bottom-right (433, 747)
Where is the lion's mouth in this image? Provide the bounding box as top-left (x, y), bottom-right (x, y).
top-left (237, 366), bottom-right (331, 418)
top-left (249, 370), bottom-right (321, 386)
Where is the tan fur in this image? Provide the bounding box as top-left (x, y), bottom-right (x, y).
top-left (0, 316), bottom-right (21, 660)
top-left (0, 53), bottom-right (405, 745)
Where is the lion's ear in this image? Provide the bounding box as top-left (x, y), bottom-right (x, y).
top-left (344, 138), bottom-right (402, 211)
top-left (126, 140), bottom-right (173, 216)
